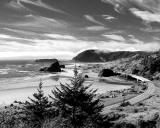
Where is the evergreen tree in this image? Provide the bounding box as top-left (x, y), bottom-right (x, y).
top-left (15, 81), bottom-right (57, 128)
top-left (50, 67), bottom-right (106, 128)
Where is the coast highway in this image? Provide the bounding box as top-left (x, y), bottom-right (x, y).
top-left (102, 74), bottom-right (155, 113)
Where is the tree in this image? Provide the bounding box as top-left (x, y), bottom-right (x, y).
top-left (15, 81), bottom-right (57, 128)
top-left (50, 67), bottom-right (106, 128)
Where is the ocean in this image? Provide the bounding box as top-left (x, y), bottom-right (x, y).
top-left (0, 60), bottom-right (74, 89)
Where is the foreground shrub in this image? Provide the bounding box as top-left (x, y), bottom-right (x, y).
top-left (113, 121), bottom-right (136, 128)
top-left (138, 119), bottom-right (157, 128)
top-left (42, 117), bottom-right (71, 128)
top-left (49, 67), bottom-right (108, 128)
top-left (0, 106), bottom-right (32, 128)
top-left (120, 101), bottom-right (131, 107)
top-left (0, 106), bottom-right (18, 128)
top-left (137, 113), bottom-right (159, 128)
top-left (14, 82), bottom-right (57, 128)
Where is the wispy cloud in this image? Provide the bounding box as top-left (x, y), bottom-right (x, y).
top-left (130, 8), bottom-right (160, 23)
top-left (101, 0), bottom-right (160, 24)
top-left (101, 0), bottom-right (160, 12)
top-left (103, 34), bottom-right (125, 41)
top-left (85, 26), bottom-right (108, 31)
top-left (44, 34), bottom-right (76, 40)
top-left (10, 14), bottom-right (68, 33)
top-left (0, 35), bottom-right (159, 59)
top-left (102, 15), bottom-right (116, 21)
top-left (84, 15), bottom-right (104, 25)
top-left (3, 28), bottom-right (40, 36)
top-left (128, 35), bottom-right (143, 44)
top-left (18, 14), bottom-right (62, 26)
top-left (98, 41), bottom-right (160, 52)
top-left (7, 0), bottom-right (28, 11)
top-left (0, 34), bottom-right (12, 39)
top-left (9, 0), bottom-right (67, 14)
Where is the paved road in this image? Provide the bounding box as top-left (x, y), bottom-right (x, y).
top-left (102, 74), bottom-right (155, 113)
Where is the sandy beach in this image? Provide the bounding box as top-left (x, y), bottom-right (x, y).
top-left (0, 75), bottom-right (133, 106)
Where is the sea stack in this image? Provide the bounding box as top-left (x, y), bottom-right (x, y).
top-left (40, 59), bottom-right (61, 72)
top-left (98, 69), bottom-right (115, 77)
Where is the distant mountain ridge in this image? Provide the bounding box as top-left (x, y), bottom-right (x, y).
top-left (73, 49), bottom-right (149, 62)
top-left (35, 59), bottom-right (58, 63)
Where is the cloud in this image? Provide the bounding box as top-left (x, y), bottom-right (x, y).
top-left (20, 14), bottom-right (62, 26)
top-left (141, 27), bottom-right (160, 33)
top-left (97, 41), bottom-right (160, 52)
top-left (131, 0), bottom-right (160, 13)
top-left (44, 34), bottom-right (76, 40)
top-left (10, 14), bottom-right (68, 33)
top-left (101, 0), bottom-right (132, 13)
top-left (130, 8), bottom-right (160, 23)
top-left (0, 34), bottom-right (159, 59)
top-left (0, 0), bottom-right (160, 60)
top-left (84, 15), bottom-right (104, 25)
top-left (0, 37), bottom-right (89, 59)
top-left (7, 0), bottom-right (28, 11)
top-left (2, 28), bottom-right (45, 39)
top-left (102, 15), bottom-right (116, 21)
top-left (0, 34), bottom-right (12, 39)
top-left (9, 0), bottom-right (67, 14)
top-left (0, 51), bottom-right (75, 60)
top-left (102, 0), bottom-right (160, 16)
top-left (3, 28), bottom-right (38, 35)
top-left (128, 35), bottom-right (143, 44)
top-left (0, 33), bottom-right (37, 43)
top-left (2, 28), bottom-right (77, 41)
top-left (103, 34), bottom-right (125, 41)
top-left (85, 26), bottom-right (108, 31)
top-left (30, 39), bottom-right (89, 52)
top-left (101, 0), bottom-right (160, 11)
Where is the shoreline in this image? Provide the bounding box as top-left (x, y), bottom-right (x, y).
top-left (0, 76), bottom-right (132, 106)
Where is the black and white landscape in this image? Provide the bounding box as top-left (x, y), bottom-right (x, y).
top-left (0, 0), bottom-right (160, 128)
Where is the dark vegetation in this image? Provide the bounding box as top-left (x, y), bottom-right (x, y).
top-left (14, 81), bottom-right (57, 128)
top-left (131, 50), bottom-right (160, 80)
top-left (98, 69), bottom-right (117, 77)
top-left (120, 101), bottom-right (131, 107)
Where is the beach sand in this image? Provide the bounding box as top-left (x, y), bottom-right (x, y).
top-left (0, 79), bottom-right (56, 106)
top-left (0, 75), bottom-right (133, 106)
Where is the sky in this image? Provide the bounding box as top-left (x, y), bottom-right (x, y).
top-left (0, 0), bottom-right (160, 59)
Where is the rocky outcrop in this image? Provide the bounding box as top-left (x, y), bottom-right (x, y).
top-left (98, 69), bottom-right (116, 77)
top-left (40, 60), bottom-right (61, 72)
top-left (60, 65), bottom-right (65, 69)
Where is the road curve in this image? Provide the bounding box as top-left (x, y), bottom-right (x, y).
top-left (102, 74), bottom-right (155, 113)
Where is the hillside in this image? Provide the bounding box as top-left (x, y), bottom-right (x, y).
top-left (104, 50), bottom-right (160, 80)
top-left (73, 49), bottom-right (149, 62)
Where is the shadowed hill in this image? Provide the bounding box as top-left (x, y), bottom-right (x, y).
top-left (73, 49), bottom-right (149, 62)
